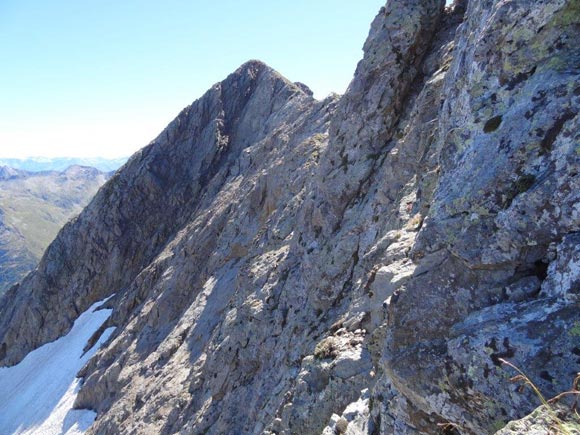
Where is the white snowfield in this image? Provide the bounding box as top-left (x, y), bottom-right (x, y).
top-left (0, 297), bottom-right (115, 435)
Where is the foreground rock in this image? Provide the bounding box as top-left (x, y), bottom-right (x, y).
top-left (0, 0), bottom-right (579, 434)
top-left (495, 404), bottom-right (580, 435)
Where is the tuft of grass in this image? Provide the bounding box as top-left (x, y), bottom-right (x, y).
top-left (570, 321), bottom-right (580, 337)
top-left (314, 336), bottom-right (338, 360)
top-left (500, 358), bottom-right (580, 434)
top-left (437, 421), bottom-right (463, 434)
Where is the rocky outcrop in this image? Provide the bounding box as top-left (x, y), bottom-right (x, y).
top-left (381, 0), bottom-right (580, 432)
top-left (495, 404), bottom-right (580, 435)
top-left (0, 0), bottom-right (579, 434)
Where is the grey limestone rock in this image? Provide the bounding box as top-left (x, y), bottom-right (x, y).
top-left (0, 1), bottom-right (579, 434)
top-left (494, 404), bottom-right (580, 435)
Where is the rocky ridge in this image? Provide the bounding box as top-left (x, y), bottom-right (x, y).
top-left (0, 0), bottom-right (579, 434)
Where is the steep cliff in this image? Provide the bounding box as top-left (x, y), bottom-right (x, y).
top-left (0, 0), bottom-right (579, 434)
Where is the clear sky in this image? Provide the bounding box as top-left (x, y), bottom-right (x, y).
top-left (0, 1), bottom-right (439, 159)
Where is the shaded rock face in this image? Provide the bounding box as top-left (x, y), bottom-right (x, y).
top-left (0, 1), bottom-right (579, 434)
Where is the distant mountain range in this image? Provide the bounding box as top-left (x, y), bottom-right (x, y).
top-left (0, 165), bottom-right (111, 294)
top-left (0, 156), bottom-right (128, 172)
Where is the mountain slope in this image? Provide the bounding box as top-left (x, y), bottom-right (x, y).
top-left (0, 1), bottom-right (579, 434)
top-left (0, 166), bottom-right (110, 294)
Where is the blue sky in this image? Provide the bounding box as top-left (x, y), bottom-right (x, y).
top-left (0, 1), bottom-right (428, 158)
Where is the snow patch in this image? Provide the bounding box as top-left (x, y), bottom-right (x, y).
top-left (0, 297), bottom-right (115, 435)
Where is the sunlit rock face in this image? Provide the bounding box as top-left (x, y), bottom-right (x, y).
top-left (0, 1), bottom-right (578, 434)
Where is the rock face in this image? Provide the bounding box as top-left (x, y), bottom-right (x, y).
top-left (0, 165), bottom-right (110, 295)
top-left (0, 0), bottom-right (579, 434)
top-left (495, 404), bottom-right (580, 435)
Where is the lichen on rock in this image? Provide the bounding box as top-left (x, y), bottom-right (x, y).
top-left (0, 0), bottom-right (579, 434)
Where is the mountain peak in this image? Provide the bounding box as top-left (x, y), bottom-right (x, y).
top-left (223, 59), bottom-right (313, 99)
top-left (0, 52), bottom-right (327, 370)
top-left (234, 58), bottom-right (269, 73)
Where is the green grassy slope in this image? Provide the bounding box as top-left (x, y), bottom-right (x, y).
top-left (0, 165), bottom-right (110, 294)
